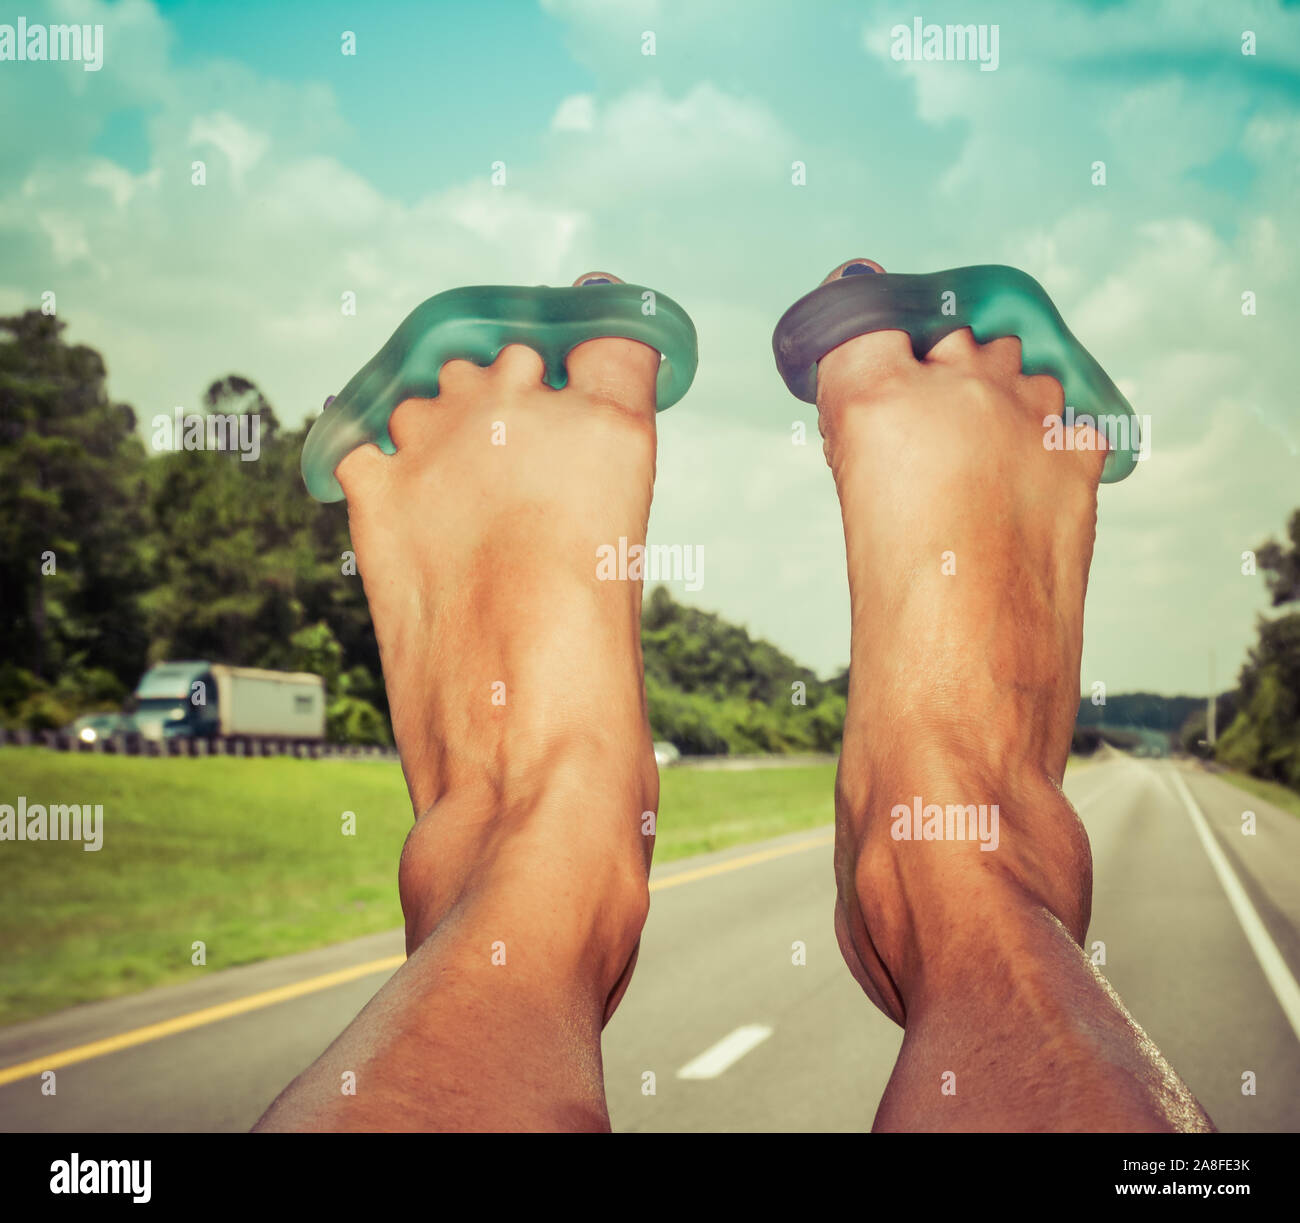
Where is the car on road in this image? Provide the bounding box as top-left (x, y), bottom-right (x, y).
top-left (654, 740), bottom-right (681, 767)
top-left (62, 712), bottom-right (135, 744)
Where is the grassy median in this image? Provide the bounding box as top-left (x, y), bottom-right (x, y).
top-left (0, 748), bottom-right (837, 1024)
top-left (1215, 769), bottom-right (1300, 822)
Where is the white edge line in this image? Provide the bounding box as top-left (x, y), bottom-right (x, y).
top-left (1167, 766), bottom-right (1300, 1045)
top-left (675, 1023), bottom-right (774, 1080)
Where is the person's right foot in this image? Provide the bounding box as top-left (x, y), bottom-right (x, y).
top-left (814, 258), bottom-right (1212, 1132)
top-left (813, 256), bottom-right (1108, 1019)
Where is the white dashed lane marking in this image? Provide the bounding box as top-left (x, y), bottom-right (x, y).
top-left (676, 1024), bottom-right (774, 1080)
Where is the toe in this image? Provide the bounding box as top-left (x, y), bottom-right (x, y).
top-left (493, 343), bottom-right (547, 386)
top-left (815, 256), bottom-right (916, 406)
top-left (1071, 419), bottom-right (1111, 484)
top-left (437, 357), bottom-right (486, 397)
top-left (821, 258), bottom-right (887, 285)
top-left (1021, 372), bottom-right (1066, 417)
top-left (818, 330), bottom-right (916, 408)
top-left (925, 327), bottom-right (980, 364)
top-left (564, 271), bottom-right (659, 416)
top-left (388, 394), bottom-right (446, 450)
top-left (335, 440), bottom-right (391, 502)
top-left (979, 335), bottom-right (1024, 379)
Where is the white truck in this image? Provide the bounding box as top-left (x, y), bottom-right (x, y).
top-left (130, 661), bottom-right (326, 741)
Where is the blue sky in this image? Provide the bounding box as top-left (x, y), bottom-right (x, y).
top-left (3, 0), bottom-right (1299, 693)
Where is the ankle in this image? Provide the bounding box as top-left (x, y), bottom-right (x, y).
top-left (397, 740), bottom-right (656, 990)
top-left (838, 748), bottom-right (1093, 1005)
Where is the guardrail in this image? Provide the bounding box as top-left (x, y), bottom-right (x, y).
top-left (0, 728), bottom-right (397, 760)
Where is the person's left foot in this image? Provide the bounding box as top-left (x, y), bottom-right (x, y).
top-left (334, 271), bottom-right (661, 1004)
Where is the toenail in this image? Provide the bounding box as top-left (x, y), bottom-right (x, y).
top-left (841, 263), bottom-right (878, 277)
top-left (323, 395), bottom-right (335, 408)
top-left (581, 276), bottom-right (613, 285)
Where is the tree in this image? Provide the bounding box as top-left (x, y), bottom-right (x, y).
top-left (640, 585), bottom-right (845, 754)
top-left (0, 313), bottom-right (395, 739)
top-left (0, 311), bottom-right (151, 685)
top-left (139, 379), bottom-right (378, 686)
top-left (288, 620), bottom-right (389, 745)
top-left (1257, 510), bottom-right (1300, 606)
top-left (1216, 512), bottom-right (1300, 788)
top-left (1217, 612), bottom-right (1300, 787)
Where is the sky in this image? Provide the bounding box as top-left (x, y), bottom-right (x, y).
top-left (2, 0), bottom-right (1298, 694)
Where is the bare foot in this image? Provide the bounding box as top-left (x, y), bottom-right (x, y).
top-left (340, 267), bottom-right (659, 977)
top-left (816, 258), bottom-right (1211, 1131)
top-left (255, 273), bottom-right (661, 1131)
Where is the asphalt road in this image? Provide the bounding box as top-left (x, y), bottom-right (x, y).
top-left (1, 755), bottom-right (1297, 1132)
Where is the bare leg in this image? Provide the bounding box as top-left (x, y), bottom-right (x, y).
top-left (255, 272), bottom-right (658, 1132)
top-left (818, 258), bottom-right (1214, 1132)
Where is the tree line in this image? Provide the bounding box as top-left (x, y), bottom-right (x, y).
top-left (0, 311), bottom-right (844, 751)
top-left (1, 309), bottom-right (1295, 786)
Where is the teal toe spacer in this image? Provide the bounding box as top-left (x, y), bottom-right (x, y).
top-left (302, 283), bottom-right (698, 502)
top-left (772, 265), bottom-right (1140, 484)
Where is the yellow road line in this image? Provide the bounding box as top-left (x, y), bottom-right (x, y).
top-left (0, 955), bottom-right (405, 1089)
top-left (648, 833), bottom-right (832, 892)
top-left (0, 830), bottom-right (833, 1087)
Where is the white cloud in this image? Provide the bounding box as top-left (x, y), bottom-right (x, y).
top-left (3, 0), bottom-right (1297, 687)
top-left (551, 93), bottom-right (596, 132)
top-left (186, 113), bottom-right (270, 189)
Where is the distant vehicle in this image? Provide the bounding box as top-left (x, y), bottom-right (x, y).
top-left (63, 712), bottom-right (135, 744)
top-left (653, 740), bottom-right (681, 767)
top-left (130, 661), bottom-right (325, 741)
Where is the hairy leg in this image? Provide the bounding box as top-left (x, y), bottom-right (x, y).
top-left (817, 258), bottom-right (1213, 1132)
top-left (255, 272), bottom-right (659, 1132)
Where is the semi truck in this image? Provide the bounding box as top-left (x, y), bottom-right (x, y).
top-left (130, 661), bottom-right (326, 741)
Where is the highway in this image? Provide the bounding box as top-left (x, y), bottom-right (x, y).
top-left (1, 755), bottom-right (1296, 1132)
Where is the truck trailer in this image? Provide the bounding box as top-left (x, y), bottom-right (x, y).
top-left (130, 661), bottom-right (326, 741)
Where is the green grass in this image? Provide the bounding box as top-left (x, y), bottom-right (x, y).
top-left (1214, 769), bottom-right (1300, 821)
top-left (656, 764), bottom-right (834, 859)
top-left (0, 749), bottom-right (835, 1023)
